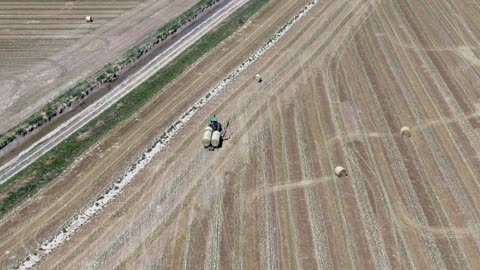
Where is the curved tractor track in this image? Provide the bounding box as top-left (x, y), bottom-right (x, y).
top-left (3, 0), bottom-right (480, 269)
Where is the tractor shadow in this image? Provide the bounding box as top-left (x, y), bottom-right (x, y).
top-left (218, 121), bottom-right (231, 149)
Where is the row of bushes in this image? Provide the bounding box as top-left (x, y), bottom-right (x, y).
top-left (0, 0), bottom-right (222, 151)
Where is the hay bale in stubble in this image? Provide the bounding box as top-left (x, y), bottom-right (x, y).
top-left (335, 166), bottom-right (347, 177)
top-left (401, 126), bottom-right (411, 137)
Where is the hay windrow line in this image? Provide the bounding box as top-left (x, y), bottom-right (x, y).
top-left (359, 11), bottom-right (471, 268)
top-left (360, 4), bottom-right (458, 269)
top-left (337, 31), bottom-right (411, 268)
top-left (307, 67), bottom-right (359, 269)
top-left (274, 100), bottom-right (301, 270)
top-left (203, 183), bottom-right (225, 270)
top-left (426, 0), bottom-right (475, 46)
top-left (95, 144), bottom-right (242, 269)
top-left (398, 0), bottom-right (480, 156)
top-left (123, 148), bottom-right (249, 269)
top-left (180, 216), bottom-right (197, 270)
top-left (327, 5), bottom-right (424, 266)
top-left (405, 136), bottom-right (471, 268)
top-left (255, 129), bottom-right (277, 270)
top-left (416, 0), bottom-right (480, 148)
top-left (384, 0), bottom-right (480, 187)
top-left (232, 113), bottom-right (250, 270)
top-left (293, 93), bottom-right (333, 269)
top-left (408, 0), bottom-right (480, 181)
top-left (323, 65), bottom-right (392, 270)
top-left (377, 11), bottom-right (471, 261)
top-left (322, 1), bottom-right (395, 269)
top-left (339, 44), bottom-right (413, 269)
top-left (346, 23), bottom-right (449, 269)
top-left (374, 0), bottom-right (469, 237)
top-left (337, 36), bottom-right (417, 269)
top-left (233, 168), bottom-right (246, 270)
top-left (447, 0), bottom-right (480, 42)
top-left (82, 152), bottom-right (212, 270)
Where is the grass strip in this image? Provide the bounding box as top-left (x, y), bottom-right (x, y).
top-left (0, 0), bottom-right (269, 218)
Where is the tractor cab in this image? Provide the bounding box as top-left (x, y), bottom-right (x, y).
top-left (209, 116), bottom-right (222, 132)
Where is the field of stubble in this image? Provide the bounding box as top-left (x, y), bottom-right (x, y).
top-left (5, 0), bottom-right (480, 269)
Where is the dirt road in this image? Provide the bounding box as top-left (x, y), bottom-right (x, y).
top-left (3, 0), bottom-right (480, 269)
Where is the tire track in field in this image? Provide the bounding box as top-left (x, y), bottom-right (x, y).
top-left (271, 99), bottom-right (301, 270)
top-left (179, 209), bottom-right (196, 270)
top-left (359, 9), bottom-right (471, 268)
top-left (232, 167), bottom-right (246, 270)
top-left (255, 128), bottom-right (277, 270)
top-left (321, 1), bottom-right (396, 269)
top-left (382, 0), bottom-right (478, 184)
top-left (348, 2), bottom-right (472, 266)
top-left (394, 0), bottom-right (480, 180)
top-left (375, 27), bottom-right (462, 269)
top-left (204, 180), bottom-right (226, 270)
top-left (322, 1), bottom-right (432, 266)
top-left (335, 14), bottom-right (447, 268)
top-left (388, 0), bottom-right (480, 251)
top-left (323, 65), bottom-right (393, 270)
top-left (293, 91), bottom-right (333, 270)
top-left (305, 66), bottom-right (359, 269)
top-left (371, 6), bottom-right (474, 265)
top-left (378, 0), bottom-right (480, 250)
top-left (335, 40), bottom-right (417, 269)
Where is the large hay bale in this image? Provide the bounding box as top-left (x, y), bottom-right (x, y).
top-left (401, 126), bottom-right (411, 137)
top-left (335, 166), bottom-right (347, 177)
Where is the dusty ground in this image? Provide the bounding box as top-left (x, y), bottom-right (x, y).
top-left (2, 0), bottom-right (480, 269)
top-left (0, 0), bottom-right (197, 133)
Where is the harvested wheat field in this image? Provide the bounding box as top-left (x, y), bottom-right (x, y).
top-left (2, 0), bottom-right (480, 269)
top-left (0, 0), bottom-right (197, 133)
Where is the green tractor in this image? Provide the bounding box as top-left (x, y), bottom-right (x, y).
top-left (202, 116), bottom-right (223, 150)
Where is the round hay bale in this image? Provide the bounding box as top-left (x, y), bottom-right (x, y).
top-left (335, 166), bottom-right (347, 177)
top-left (86, 16), bottom-right (93, 22)
top-left (255, 74), bottom-right (262, 83)
top-left (401, 126), bottom-right (411, 137)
